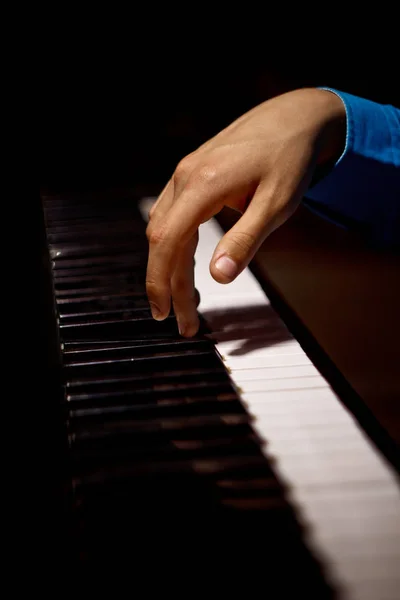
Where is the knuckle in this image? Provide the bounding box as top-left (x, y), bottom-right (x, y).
top-left (194, 164), bottom-right (219, 186)
top-left (174, 153), bottom-right (197, 181)
top-left (148, 225), bottom-right (168, 246)
top-left (230, 230), bottom-right (257, 254)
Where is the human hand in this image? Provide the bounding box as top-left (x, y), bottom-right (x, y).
top-left (146, 87), bottom-right (346, 336)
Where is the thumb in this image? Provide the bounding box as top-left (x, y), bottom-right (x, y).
top-left (210, 185), bottom-right (289, 284)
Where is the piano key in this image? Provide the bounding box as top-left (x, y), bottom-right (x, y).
top-left (65, 369), bottom-right (228, 399)
top-left (71, 452), bottom-right (275, 488)
top-left (59, 307), bottom-right (152, 322)
top-left (57, 295), bottom-right (151, 315)
top-left (42, 190), bottom-right (138, 208)
top-left (54, 275), bottom-right (147, 292)
top-left (70, 434), bottom-right (268, 480)
top-left (67, 392), bottom-right (240, 420)
top-left (44, 202), bottom-right (144, 223)
top-left (63, 338), bottom-right (214, 361)
top-left (232, 364), bottom-right (320, 380)
top-left (58, 313), bottom-right (180, 341)
top-left (55, 285), bottom-right (147, 299)
top-left (69, 412), bottom-right (256, 453)
top-left (64, 348), bottom-right (221, 378)
top-left (53, 258), bottom-right (148, 279)
top-left (46, 220), bottom-right (146, 243)
top-left (49, 239), bottom-right (146, 260)
top-left (65, 363), bottom-right (225, 388)
top-left (62, 334), bottom-right (212, 352)
top-left (227, 353), bottom-right (311, 368)
top-left (237, 376), bottom-right (327, 392)
top-left (66, 380), bottom-right (237, 406)
top-left (51, 251), bottom-right (148, 271)
top-left (217, 340), bottom-right (305, 358)
top-left (68, 414), bottom-right (255, 464)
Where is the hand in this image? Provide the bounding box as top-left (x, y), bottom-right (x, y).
top-left (146, 87), bottom-right (346, 336)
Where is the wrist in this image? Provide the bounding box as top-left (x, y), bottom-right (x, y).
top-left (314, 88), bottom-right (347, 166)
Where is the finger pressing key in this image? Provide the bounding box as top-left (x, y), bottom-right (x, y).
top-left (146, 185), bottom-right (220, 322)
top-left (171, 233), bottom-right (200, 337)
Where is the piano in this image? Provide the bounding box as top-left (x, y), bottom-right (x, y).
top-left (38, 188), bottom-right (399, 598)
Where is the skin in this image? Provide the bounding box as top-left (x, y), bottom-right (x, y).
top-left (145, 87), bottom-right (346, 337)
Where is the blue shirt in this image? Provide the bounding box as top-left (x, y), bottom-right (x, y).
top-left (304, 88), bottom-right (400, 247)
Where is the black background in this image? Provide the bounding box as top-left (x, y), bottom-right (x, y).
top-left (38, 27), bottom-right (399, 193)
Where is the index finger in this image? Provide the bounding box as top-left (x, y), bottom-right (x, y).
top-left (146, 183), bottom-right (222, 320)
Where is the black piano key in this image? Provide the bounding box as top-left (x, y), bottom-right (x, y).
top-left (53, 258), bottom-right (148, 279)
top-left (42, 191), bottom-right (140, 208)
top-left (71, 453), bottom-right (273, 492)
top-left (219, 496), bottom-right (290, 511)
top-left (72, 462), bottom-right (287, 504)
top-left (66, 382), bottom-right (239, 421)
top-left (66, 380), bottom-right (237, 409)
top-left (67, 389), bottom-right (240, 427)
top-left (59, 307), bottom-right (150, 321)
top-left (59, 307), bottom-right (153, 323)
top-left (69, 417), bottom-right (258, 482)
top-left (69, 431), bottom-right (262, 474)
top-left (59, 314), bottom-right (180, 341)
top-left (65, 364), bottom-right (226, 392)
top-left (57, 293), bottom-right (150, 315)
top-left (63, 338), bottom-right (213, 361)
top-left (63, 349), bottom-right (221, 379)
top-left (55, 285), bottom-right (147, 299)
top-left (216, 477), bottom-right (277, 491)
top-left (49, 239), bottom-right (147, 261)
top-left (44, 202), bottom-right (144, 224)
top-left (63, 335), bottom-right (212, 354)
top-left (70, 413), bottom-right (252, 444)
top-left (67, 392), bottom-right (239, 420)
top-left (46, 220), bottom-right (146, 243)
top-left (54, 268), bottom-right (146, 284)
top-left (51, 251), bottom-right (148, 271)
top-left (53, 272), bottom-right (146, 289)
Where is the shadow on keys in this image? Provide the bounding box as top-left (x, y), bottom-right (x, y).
top-left (202, 303), bottom-right (293, 356)
top-left (69, 467), bottom-right (339, 598)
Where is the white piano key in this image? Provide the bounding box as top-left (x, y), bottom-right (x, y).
top-left (232, 364), bottom-right (321, 380)
top-left (242, 386), bottom-right (341, 405)
top-left (199, 293), bottom-right (269, 311)
top-left (227, 353), bottom-right (311, 369)
top-left (217, 340), bottom-right (304, 358)
top-left (236, 375), bottom-right (328, 392)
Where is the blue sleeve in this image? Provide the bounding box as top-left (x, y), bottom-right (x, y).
top-left (304, 88), bottom-right (400, 247)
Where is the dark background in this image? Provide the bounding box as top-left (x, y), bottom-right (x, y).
top-left (39, 36), bottom-right (399, 193)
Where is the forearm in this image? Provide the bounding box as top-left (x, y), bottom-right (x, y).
top-left (305, 89), bottom-right (400, 246)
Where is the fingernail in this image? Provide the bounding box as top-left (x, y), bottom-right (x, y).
top-left (214, 255), bottom-right (238, 279)
top-left (178, 320), bottom-right (185, 336)
top-left (149, 302), bottom-right (163, 320)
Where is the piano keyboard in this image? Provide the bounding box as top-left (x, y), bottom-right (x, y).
top-left (194, 216), bottom-right (400, 600)
top-left (40, 190), bottom-right (399, 597)
top-left (141, 197), bottom-right (400, 600)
